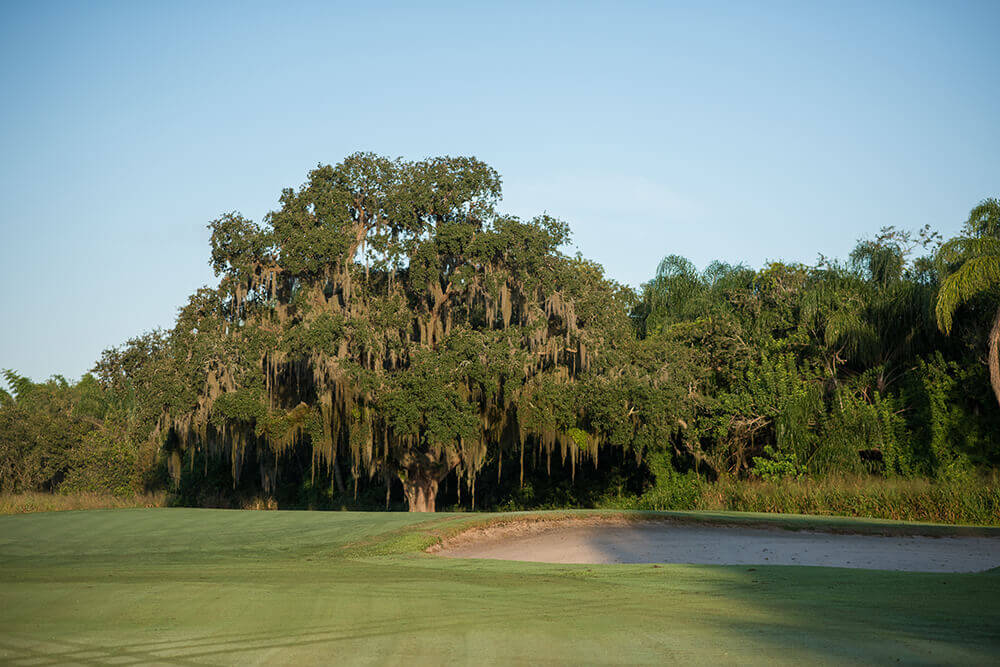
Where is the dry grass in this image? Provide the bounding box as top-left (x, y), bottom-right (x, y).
top-left (0, 491), bottom-right (167, 515)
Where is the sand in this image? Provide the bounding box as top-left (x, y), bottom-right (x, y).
top-left (434, 521), bottom-right (1000, 572)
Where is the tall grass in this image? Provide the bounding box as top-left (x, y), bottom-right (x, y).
top-left (693, 475), bottom-right (1000, 525)
top-left (0, 491), bottom-right (167, 515)
top-left (6, 477), bottom-right (1000, 526)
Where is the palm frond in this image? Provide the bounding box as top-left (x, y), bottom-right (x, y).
top-left (936, 236), bottom-right (1000, 272)
top-left (963, 198), bottom-right (1000, 238)
top-left (1, 369), bottom-right (33, 402)
top-left (936, 255), bottom-right (1000, 333)
top-left (825, 307), bottom-right (879, 364)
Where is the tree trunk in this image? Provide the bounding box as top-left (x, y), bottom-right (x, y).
top-left (332, 460), bottom-right (346, 494)
top-left (989, 306), bottom-right (1000, 408)
top-left (398, 449), bottom-right (460, 512)
top-left (401, 471), bottom-right (440, 512)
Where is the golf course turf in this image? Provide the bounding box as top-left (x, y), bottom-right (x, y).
top-left (1, 509), bottom-right (999, 664)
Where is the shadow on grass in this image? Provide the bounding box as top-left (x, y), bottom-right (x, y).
top-left (5, 565), bottom-right (998, 665)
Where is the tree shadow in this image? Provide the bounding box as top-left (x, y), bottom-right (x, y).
top-left (427, 527), bottom-right (1000, 663)
top-left (573, 526), bottom-right (1000, 662)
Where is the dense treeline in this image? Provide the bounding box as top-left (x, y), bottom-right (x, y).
top-left (634, 222), bottom-right (999, 482)
top-left (2, 155), bottom-right (998, 518)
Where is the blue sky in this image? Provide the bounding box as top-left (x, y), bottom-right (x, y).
top-left (1, 0), bottom-right (998, 383)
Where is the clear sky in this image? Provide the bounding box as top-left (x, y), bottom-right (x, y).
top-left (1, 0), bottom-right (998, 384)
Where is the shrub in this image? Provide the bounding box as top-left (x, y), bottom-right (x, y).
top-left (751, 445), bottom-right (806, 481)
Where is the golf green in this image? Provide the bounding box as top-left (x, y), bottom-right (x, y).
top-left (1, 508), bottom-right (998, 664)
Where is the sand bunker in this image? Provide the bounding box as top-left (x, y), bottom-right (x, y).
top-left (435, 521), bottom-right (1000, 572)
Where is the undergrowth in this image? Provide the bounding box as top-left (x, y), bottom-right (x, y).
top-left (599, 474), bottom-right (1000, 525)
top-left (0, 491), bottom-right (167, 515)
top-left (7, 476), bottom-right (1000, 527)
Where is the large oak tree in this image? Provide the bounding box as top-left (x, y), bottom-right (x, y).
top-left (159, 153), bottom-right (639, 511)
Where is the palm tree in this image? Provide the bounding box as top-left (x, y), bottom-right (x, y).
top-left (810, 232), bottom-right (937, 395)
top-left (935, 198), bottom-right (1000, 406)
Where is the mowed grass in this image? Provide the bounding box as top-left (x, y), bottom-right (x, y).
top-left (1, 509), bottom-right (999, 665)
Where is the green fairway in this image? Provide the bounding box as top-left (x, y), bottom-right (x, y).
top-left (1, 509), bottom-right (998, 665)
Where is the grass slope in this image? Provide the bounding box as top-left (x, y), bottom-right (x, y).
top-left (1, 509), bottom-right (998, 665)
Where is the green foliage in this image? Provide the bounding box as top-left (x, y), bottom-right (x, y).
top-left (211, 389), bottom-right (268, 426)
top-left (377, 345), bottom-right (481, 445)
top-left (60, 428), bottom-right (139, 497)
top-left (905, 353), bottom-right (999, 478)
top-left (629, 205), bottom-right (997, 498)
top-left (2, 159), bottom-right (997, 515)
top-left (0, 371), bottom-right (157, 495)
top-left (934, 198), bottom-right (1000, 408)
top-left (937, 252), bottom-right (1000, 334)
top-left (814, 388), bottom-right (909, 475)
top-left (208, 212), bottom-right (275, 280)
top-left (635, 452), bottom-right (703, 510)
top-left (282, 313), bottom-right (347, 357)
top-left (752, 445), bottom-right (806, 481)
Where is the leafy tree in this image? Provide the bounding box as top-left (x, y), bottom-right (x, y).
top-left (0, 371), bottom-right (111, 493)
top-left (159, 154), bottom-right (637, 511)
